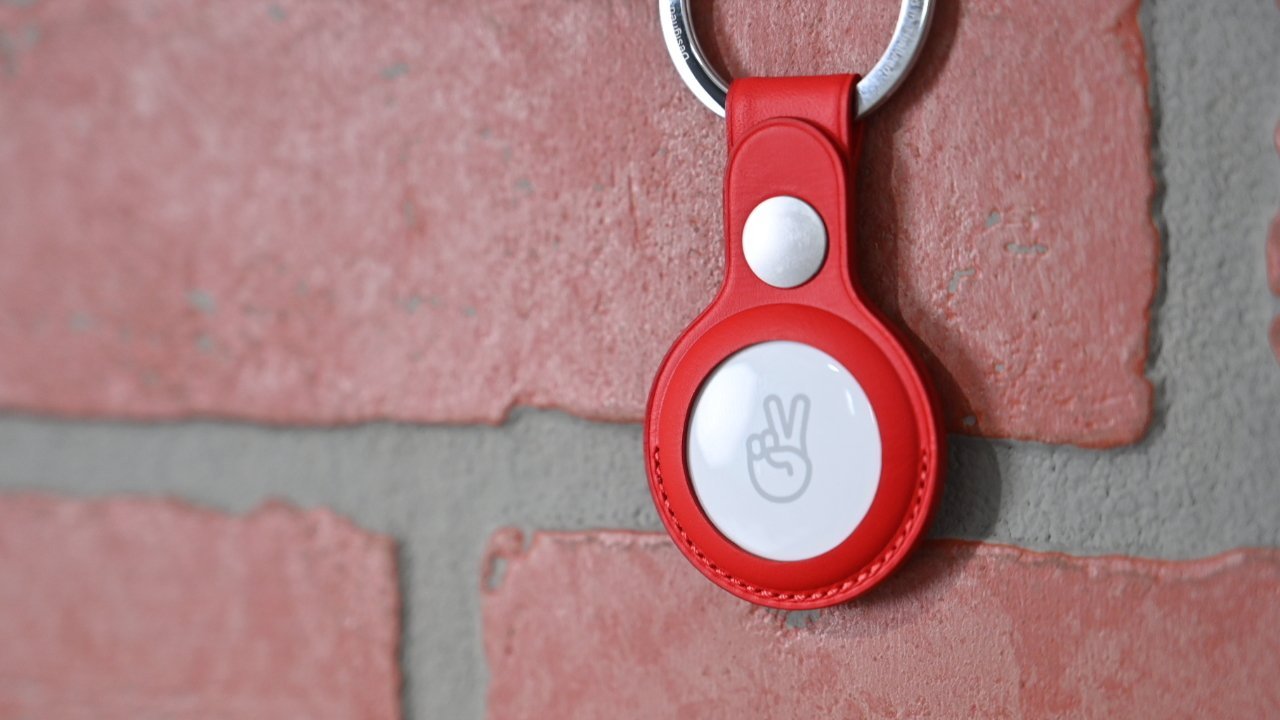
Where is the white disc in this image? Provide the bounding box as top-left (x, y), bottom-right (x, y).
top-left (686, 341), bottom-right (882, 561)
top-left (741, 196), bottom-right (828, 289)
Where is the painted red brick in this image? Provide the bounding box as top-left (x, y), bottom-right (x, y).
top-left (0, 495), bottom-right (400, 720)
top-left (483, 531), bottom-right (1280, 719)
top-left (0, 0), bottom-right (1154, 445)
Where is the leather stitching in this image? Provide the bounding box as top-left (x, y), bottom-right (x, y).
top-left (652, 444), bottom-right (931, 602)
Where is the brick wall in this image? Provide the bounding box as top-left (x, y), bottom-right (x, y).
top-left (0, 0), bottom-right (1277, 717)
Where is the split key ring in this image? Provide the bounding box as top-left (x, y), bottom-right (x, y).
top-left (659, 0), bottom-right (935, 119)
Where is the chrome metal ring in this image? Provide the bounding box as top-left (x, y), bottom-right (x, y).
top-left (659, 0), bottom-right (935, 119)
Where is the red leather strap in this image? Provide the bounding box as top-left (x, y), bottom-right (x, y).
top-left (718, 75), bottom-right (867, 310)
top-left (727, 75), bottom-right (862, 170)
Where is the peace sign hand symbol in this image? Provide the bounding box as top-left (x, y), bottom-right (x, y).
top-left (746, 394), bottom-right (813, 503)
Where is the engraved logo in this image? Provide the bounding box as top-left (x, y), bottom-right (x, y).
top-left (746, 394), bottom-right (813, 503)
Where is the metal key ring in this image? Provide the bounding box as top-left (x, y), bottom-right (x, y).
top-left (660, 0), bottom-right (935, 119)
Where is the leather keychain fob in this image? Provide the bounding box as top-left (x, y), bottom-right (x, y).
top-left (648, 2), bottom-right (943, 610)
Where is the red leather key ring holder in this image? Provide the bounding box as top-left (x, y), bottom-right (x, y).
top-left (649, 1), bottom-right (942, 610)
top-left (645, 76), bottom-right (943, 609)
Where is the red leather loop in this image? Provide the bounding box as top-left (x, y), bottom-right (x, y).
top-left (645, 75), bottom-right (943, 609)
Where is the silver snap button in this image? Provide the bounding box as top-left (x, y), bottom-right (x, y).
top-left (742, 196), bottom-right (828, 289)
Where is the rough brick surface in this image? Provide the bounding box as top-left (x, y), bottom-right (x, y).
top-left (484, 531), bottom-right (1280, 719)
top-left (0, 0), bottom-right (1154, 445)
top-left (0, 495), bottom-right (400, 720)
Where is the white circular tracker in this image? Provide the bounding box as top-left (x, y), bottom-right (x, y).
top-left (686, 341), bottom-right (882, 562)
top-left (742, 196), bottom-right (827, 288)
